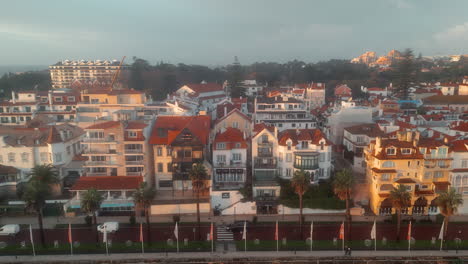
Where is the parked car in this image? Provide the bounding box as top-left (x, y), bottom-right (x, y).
top-left (227, 221), bottom-right (251, 233)
top-left (97, 222), bottom-right (119, 233)
top-left (0, 224), bottom-right (20, 236)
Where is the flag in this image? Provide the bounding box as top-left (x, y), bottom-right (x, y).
top-left (103, 226), bottom-right (108, 243)
top-left (242, 221), bottom-right (247, 240)
top-left (275, 221), bottom-right (278, 241)
top-left (210, 222), bottom-right (213, 241)
top-left (438, 221), bottom-right (444, 240)
top-left (68, 223), bottom-right (72, 243)
top-left (29, 224), bottom-right (35, 246)
top-left (310, 222), bottom-right (313, 240)
top-left (339, 221), bottom-right (344, 240)
top-left (407, 221), bottom-right (412, 241)
top-left (139, 223), bottom-right (143, 242)
top-left (174, 222), bottom-right (178, 240)
top-left (370, 220), bottom-right (376, 240)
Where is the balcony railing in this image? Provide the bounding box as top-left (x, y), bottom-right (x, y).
top-left (254, 157), bottom-right (277, 169)
top-left (257, 151), bottom-right (273, 157)
top-left (83, 137), bottom-right (116, 143)
top-left (83, 149), bottom-right (118, 155)
top-left (84, 161), bottom-right (117, 166)
top-left (424, 154), bottom-right (451, 160)
top-left (215, 160), bottom-right (246, 168)
top-left (126, 171), bottom-right (143, 176)
top-left (125, 160), bottom-right (144, 165)
top-left (125, 149), bottom-right (143, 154)
top-left (293, 163), bottom-right (319, 170)
top-left (254, 196), bottom-right (278, 201)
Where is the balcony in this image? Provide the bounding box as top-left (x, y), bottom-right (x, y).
top-left (83, 137), bottom-right (116, 143)
top-left (214, 160), bottom-right (246, 168)
top-left (126, 171), bottom-right (143, 176)
top-left (293, 163), bottom-right (319, 170)
top-left (254, 195), bottom-right (279, 201)
top-left (84, 161), bottom-right (118, 166)
top-left (125, 160), bottom-right (145, 166)
top-left (424, 154), bottom-right (452, 160)
top-left (254, 157), bottom-right (277, 169)
top-left (125, 148), bottom-right (143, 154)
top-left (172, 157), bottom-right (203, 163)
top-left (83, 149), bottom-right (118, 155)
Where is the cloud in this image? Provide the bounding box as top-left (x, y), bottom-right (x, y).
top-left (388, 0), bottom-right (413, 9)
top-left (434, 22), bottom-right (468, 42)
top-left (0, 23), bottom-right (101, 44)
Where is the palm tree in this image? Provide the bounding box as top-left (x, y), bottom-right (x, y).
top-left (133, 182), bottom-right (156, 245)
top-left (390, 184), bottom-right (411, 241)
top-left (22, 164), bottom-right (59, 247)
top-left (189, 163), bottom-right (208, 240)
top-left (333, 168), bottom-right (354, 241)
top-left (81, 188), bottom-right (104, 244)
top-left (437, 188), bottom-right (463, 240)
top-left (291, 169), bottom-right (310, 237)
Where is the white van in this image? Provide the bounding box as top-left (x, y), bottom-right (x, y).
top-left (97, 222), bottom-right (119, 233)
top-left (0, 224), bottom-right (20, 236)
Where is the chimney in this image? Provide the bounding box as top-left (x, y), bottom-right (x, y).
top-left (11, 91), bottom-right (16, 104)
top-left (224, 106), bottom-right (227, 117)
top-left (376, 137), bottom-right (381, 150)
top-left (48, 90), bottom-right (53, 107)
top-left (406, 131), bottom-right (413, 142)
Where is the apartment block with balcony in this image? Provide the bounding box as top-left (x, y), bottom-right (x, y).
top-left (49, 60), bottom-right (126, 89)
top-left (149, 115), bottom-right (210, 191)
top-left (277, 129), bottom-right (332, 183)
top-left (343, 123), bottom-right (385, 173)
top-left (211, 128), bottom-right (248, 212)
top-left (82, 120), bottom-right (148, 180)
top-left (254, 96), bottom-right (317, 132)
top-left (450, 139), bottom-right (468, 214)
top-left (252, 123), bottom-right (280, 214)
top-left (366, 131), bottom-right (450, 216)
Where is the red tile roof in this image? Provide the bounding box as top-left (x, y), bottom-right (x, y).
top-left (86, 121), bottom-right (120, 130)
top-left (71, 176), bottom-right (143, 191)
top-left (395, 178), bottom-right (417, 184)
top-left (149, 115), bottom-right (210, 145)
top-left (213, 128), bottom-right (247, 149)
top-left (335, 84), bottom-right (352, 96)
top-left (46, 127), bottom-right (63, 144)
top-left (253, 123), bottom-right (275, 137)
top-left (371, 168), bottom-right (396, 173)
top-left (126, 121), bottom-right (147, 130)
top-left (184, 83), bottom-right (223, 94)
top-left (278, 129), bottom-right (331, 146)
top-left (451, 121), bottom-right (468, 132)
top-left (451, 140), bottom-right (468, 152)
top-left (215, 108), bottom-right (251, 125)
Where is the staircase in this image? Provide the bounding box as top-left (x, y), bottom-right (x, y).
top-left (216, 225), bottom-right (234, 241)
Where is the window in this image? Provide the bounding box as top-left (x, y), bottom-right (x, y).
top-left (382, 161), bottom-right (395, 168)
top-left (157, 147), bottom-right (163, 156)
top-left (438, 160), bottom-right (446, 168)
top-left (66, 146), bottom-right (71, 155)
top-left (157, 163), bottom-right (163, 172)
top-left (356, 136), bottom-right (364, 143)
top-left (128, 131), bottom-right (137, 138)
top-left (261, 135), bottom-right (269, 143)
top-left (234, 143), bottom-right (241, 148)
top-left (437, 147), bottom-right (447, 156)
top-left (461, 160), bottom-right (468, 168)
top-left (67, 96), bottom-right (75, 102)
top-left (40, 152), bottom-right (48, 162)
top-left (91, 156), bottom-right (106, 162)
top-left (216, 155), bottom-right (226, 163)
top-left (286, 168), bottom-right (292, 177)
top-left (232, 153), bottom-right (241, 161)
top-left (319, 153), bottom-right (325, 162)
top-left (54, 153), bottom-right (62, 162)
top-left (434, 171), bottom-right (443, 178)
top-left (386, 148), bottom-right (396, 155)
top-left (286, 153), bottom-right (292, 162)
top-left (381, 174), bottom-right (390, 181)
top-left (8, 153), bottom-right (15, 162)
top-left (401, 148), bottom-right (411, 155)
top-left (167, 148), bottom-right (172, 156)
top-left (0, 155), bottom-right (2, 163)
top-left (216, 143), bottom-right (226, 149)
top-left (54, 97), bottom-right (62, 102)
top-left (167, 163), bottom-right (172, 172)
top-left (232, 122), bottom-right (239, 128)
top-left (21, 153), bottom-right (29, 163)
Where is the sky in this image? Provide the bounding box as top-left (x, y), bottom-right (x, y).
top-left (2, 0), bottom-right (468, 66)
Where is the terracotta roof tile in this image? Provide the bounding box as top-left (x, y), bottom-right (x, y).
top-left (71, 176), bottom-right (143, 191)
top-left (395, 178), bottom-right (417, 184)
top-left (86, 121), bottom-right (120, 130)
top-left (149, 115), bottom-right (210, 145)
top-left (278, 129), bottom-right (331, 146)
top-left (213, 128), bottom-right (247, 149)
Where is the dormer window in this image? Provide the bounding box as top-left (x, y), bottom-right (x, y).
top-left (419, 148), bottom-right (426, 154)
top-left (217, 143), bottom-right (226, 149)
top-left (401, 148), bottom-right (412, 155)
top-left (128, 131), bottom-right (137, 138)
top-left (386, 148), bottom-right (396, 155)
top-left (235, 143), bottom-right (241, 148)
top-left (287, 141), bottom-right (292, 150)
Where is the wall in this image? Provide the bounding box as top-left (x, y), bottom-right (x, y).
top-left (278, 205), bottom-right (345, 214)
top-left (210, 190), bottom-right (256, 215)
top-left (150, 202), bottom-right (210, 215)
top-left (213, 111), bottom-right (252, 137)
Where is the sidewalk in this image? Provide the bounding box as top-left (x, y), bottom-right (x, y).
top-left (0, 250), bottom-right (467, 263)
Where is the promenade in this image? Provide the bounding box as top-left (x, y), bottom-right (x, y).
top-left (0, 250), bottom-right (467, 263)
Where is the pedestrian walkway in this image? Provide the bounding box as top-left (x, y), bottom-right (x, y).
top-left (216, 225), bottom-right (234, 241)
top-left (0, 250), bottom-right (467, 263)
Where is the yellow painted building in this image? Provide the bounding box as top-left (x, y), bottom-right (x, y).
top-left (366, 131), bottom-right (451, 216)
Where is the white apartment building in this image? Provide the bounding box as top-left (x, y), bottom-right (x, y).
top-left (277, 129), bottom-right (332, 183)
top-left (49, 60), bottom-right (126, 89)
top-left (170, 82), bottom-right (227, 114)
top-left (451, 139), bottom-right (468, 214)
top-left (0, 124), bottom-right (84, 179)
top-left (254, 96), bottom-right (317, 131)
top-left (241, 80), bottom-right (264, 97)
top-left (211, 127), bottom-right (248, 213)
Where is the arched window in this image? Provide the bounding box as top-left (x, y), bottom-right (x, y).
top-left (382, 161), bottom-right (395, 168)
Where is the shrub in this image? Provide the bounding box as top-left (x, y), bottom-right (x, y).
top-left (84, 215), bottom-right (92, 226)
top-left (129, 215), bottom-right (136, 225)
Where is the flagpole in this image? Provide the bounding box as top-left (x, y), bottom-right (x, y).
top-left (276, 221), bottom-right (279, 252)
top-left (69, 223), bottom-right (73, 256)
top-left (310, 221), bottom-right (313, 252)
top-left (408, 221), bottom-right (411, 252)
top-left (140, 222), bottom-right (144, 254)
top-left (176, 223), bottom-right (179, 253)
top-left (439, 221), bottom-right (444, 251)
top-left (210, 222), bottom-right (214, 253)
top-left (342, 221), bottom-right (344, 252)
top-left (104, 227), bottom-right (109, 256)
top-left (29, 224), bottom-right (35, 257)
top-left (243, 221), bottom-right (247, 252)
top-left (374, 220), bottom-right (376, 251)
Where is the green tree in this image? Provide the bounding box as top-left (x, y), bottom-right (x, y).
top-left (189, 163), bottom-right (208, 240)
top-left (437, 188), bottom-right (463, 240)
top-left (228, 56), bottom-right (245, 98)
top-left (291, 169), bottom-right (310, 237)
top-left (393, 48), bottom-right (416, 100)
top-left (81, 189), bottom-right (104, 244)
top-left (133, 182), bottom-right (156, 245)
top-left (22, 164), bottom-right (59, 247)
top-left (130, 57), bottom-right (151, 91)
top-left (332, 169), bottom-right (355, 241)
top-left (390, 184), bottom-right (412, 241)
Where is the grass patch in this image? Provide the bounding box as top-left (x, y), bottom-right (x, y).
top-left (278, 179), bottom-right (345, 210)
